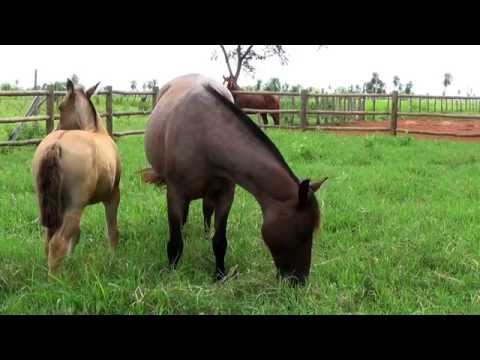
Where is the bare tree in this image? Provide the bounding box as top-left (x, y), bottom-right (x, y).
top-left (212, 45), bottom-right (289, 83)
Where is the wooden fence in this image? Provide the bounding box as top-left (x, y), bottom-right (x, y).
top-left (231, 90), bottom-right (480, 136)
top-left (0, 86), bottom-right (159, 147)
top-left (2, 88), bottom-right (480, 147)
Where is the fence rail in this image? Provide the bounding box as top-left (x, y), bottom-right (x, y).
top-left (2, 87), bottom-right (480, 147)
top-left (0, 86), bottom-right (159, 147)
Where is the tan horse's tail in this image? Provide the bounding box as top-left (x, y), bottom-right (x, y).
top-left (140, 168), bottom-right (165, 187)
top-left (37, 144), bottom-right (64, 229)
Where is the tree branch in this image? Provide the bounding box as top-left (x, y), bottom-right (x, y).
top-left (220, 45), bottom-right (234, 78)
top-left (234, 45), bottom-right (243, 82)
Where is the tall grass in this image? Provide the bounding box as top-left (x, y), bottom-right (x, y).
top-left (1, 131), bottom-right (480, 314)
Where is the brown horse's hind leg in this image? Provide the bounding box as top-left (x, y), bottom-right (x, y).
top-left (261, 113), bottom-right (269, 125)
top-left (104, 186), bottom-right (120, 251)
top-left (202, 198), bottom-right (214, 235)
top-left (48, 209), bottom-right (82, 276)
top-left (210, 182), bottom-right (235, 281)
top-left (182, 200), bottom-right (191, 226)
top-left (166, 186), bottom-right (187, 268)
top-left (271, 112), bottom-right (280, 126)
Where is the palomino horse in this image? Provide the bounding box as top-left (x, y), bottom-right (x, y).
top-left (143, 74), bottom-right (327, 285)
top-left (223, 75), bottom-right (281, 126)
top-left (32, 79), bottom-right (121, 275)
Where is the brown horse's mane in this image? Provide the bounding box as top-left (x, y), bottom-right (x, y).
top-left (203, 83), bottom-right (299, 184)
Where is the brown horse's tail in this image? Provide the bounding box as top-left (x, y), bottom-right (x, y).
top-left (37, 144), bottom-right (64, 229)
top-left (140, 168), bottom-right (165, 187)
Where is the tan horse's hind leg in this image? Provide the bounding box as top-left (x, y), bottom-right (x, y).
top-left (44, 227), bottom-right (57, 258)
top-left (103, 186), bottom-right (120, 251)
top-left (48, 209), bottom-right (83, 276)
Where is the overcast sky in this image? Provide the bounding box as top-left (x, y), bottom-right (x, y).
top-left (1, 45), bottom-right (479, 95)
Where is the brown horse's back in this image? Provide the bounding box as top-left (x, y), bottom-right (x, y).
top-left (144, 74), bottom-right (234, 199)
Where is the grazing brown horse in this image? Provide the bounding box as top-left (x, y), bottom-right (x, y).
top-left (143, 74), bottom-right (327, 285)
top-left (32, 79), bottom-right (121, 275)
top-left (223, 75), bottom-right (281, 126)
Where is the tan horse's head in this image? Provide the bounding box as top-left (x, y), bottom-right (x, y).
top-left (58, 79), bottom-right (101, 131)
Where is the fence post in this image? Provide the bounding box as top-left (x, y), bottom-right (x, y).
top-left (391, 91), bottom-right (399, 136)
top-left (300, 90), bottom-right (308, 129)
top-left (152, 86), bottom-right (159, 110)
top-left (46, 85), bottom-right (54, 133)
top-left (106, 86), bottom-right (113, 136)
top-left (361, 95), bottom-right (366, 121)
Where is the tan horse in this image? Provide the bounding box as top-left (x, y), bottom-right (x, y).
top-left (32, 79), bottom-right (121, 275)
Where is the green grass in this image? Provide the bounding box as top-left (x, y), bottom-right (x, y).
top-left (2, 130), bottom-right (480, 314)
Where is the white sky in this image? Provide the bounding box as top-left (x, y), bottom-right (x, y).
top-left (1, 45), bottom-right (480, 95)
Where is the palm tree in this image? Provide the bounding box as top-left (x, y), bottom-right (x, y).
top-left (443, 73), bottom-right (452, 96)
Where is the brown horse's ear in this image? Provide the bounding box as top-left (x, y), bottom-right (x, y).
top-left (66, 79), bottom-right (75, 95)
top-left (86, 82), bottom-right (100, 98)
top-left (298, 179), bottom-right (310, 208)
top-left (311, 177), bottom-right (328, 193)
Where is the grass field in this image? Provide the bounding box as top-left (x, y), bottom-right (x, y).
top-left (1, 129), bottom-right (480, 314)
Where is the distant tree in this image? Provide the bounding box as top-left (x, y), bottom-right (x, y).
top-left (282, 83), bottom-right (290, 92)
top-left (130, 80), bottom-right (137, 91)
top-left (263, 77), bottom-right (282, 91)
top-left (291, 84), bottom-right (302, 93)
top-left (0, 83), bottom-right (13, 90)
top-left (393, 75), bottom-right (400, 91)
top-left (365, 72), bottom-right (386, 94)
top-left (212, 45), bottom-right (289, 83)
top-left (443, 73), bottom-right (452, 95)
top-left (71, 74), bottom-right (80, 85)
top-left (404, 81), bottom-right (414, 95)
top-left (255, 79), bottom-right (263, 91)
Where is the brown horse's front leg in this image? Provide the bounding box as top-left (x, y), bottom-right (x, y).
top-left (104, 186), bottom-right (120, 251)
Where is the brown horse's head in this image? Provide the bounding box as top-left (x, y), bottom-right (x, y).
top-left (223, 75), bottom-right (239, 91)
top-left (262, 178), bottom-right (327, 285)
top-left (58, 79), bottom-right (100, 131)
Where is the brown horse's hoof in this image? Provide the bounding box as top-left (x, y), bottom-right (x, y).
top-left (214, 270), bottom-right (227, 282)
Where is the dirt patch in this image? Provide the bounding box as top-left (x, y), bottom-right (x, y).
top-left (330, 116), bottom-right (480, 142)
top-left (339, 117), bottom-right (480, 135)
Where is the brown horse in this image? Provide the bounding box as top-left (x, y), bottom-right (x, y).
top-left (143, 74), bottom-right (327, 285)
top-left (32, 79), bottom-right (121, 275)
top-left (223, 75), bottom-right (281, 126)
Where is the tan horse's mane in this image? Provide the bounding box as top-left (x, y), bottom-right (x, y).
top-left (72, 85), bottom-right (99, 131)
